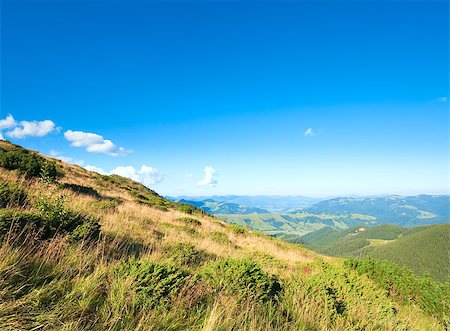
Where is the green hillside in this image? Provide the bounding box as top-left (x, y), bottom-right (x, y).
top-left (298, 223), bottom-right (450, 281)
top-left (369, 223), bottom-right (450, 282)
top-left (0, 142), bottom-right (449, 330)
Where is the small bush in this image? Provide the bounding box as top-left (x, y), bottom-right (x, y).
top-left (177, 203), bottom-right (195, 214)
top-left (210, 231), bottom-right (230, 244)
top-left (176, 217), bottom-right (201, 226)
top-left (59, 183), bottom-right (101, 199)
top-left (176, 202), bottom-right (207, 216)
top-left (164, 242), bottom-right (212, 267)
top-left (0, 147), bottom-right (60, 179)
top-left (0, 205), bottom-right (100, 243)
top-left (230, 225), bottom-right (247, 235)
top-left (36, 195), bottom-right (100, 241)
top-left (203, 258), bottom-right (282, 302)
top-left (0, 195), bottom-right (101, 242)
top-left (115, 260), bottom-right (192, 308)
top-left (68, 218), bottom-right (101, 242)
top-left (0, 182), bottom-right (28, 208)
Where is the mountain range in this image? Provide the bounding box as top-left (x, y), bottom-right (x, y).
top-left (173, 195), bottom-right (449, 236)
top-left (169, 195), bottom-right (324, 213)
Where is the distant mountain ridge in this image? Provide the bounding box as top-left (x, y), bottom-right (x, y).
top-left (169, 195), bottom-right (324, 213)
top-left (172, 195), bottom-right (449, 234)
top-left (299, 195), bottom-right (450, 226)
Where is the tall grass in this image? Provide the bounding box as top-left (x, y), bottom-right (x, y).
top-left (0, 141), bottom-right (447, 330)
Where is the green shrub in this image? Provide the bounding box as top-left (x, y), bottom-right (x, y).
top-left (203, 258), bottom-right (282, 302)
top-left (0, 194), bottom-right (100, 242)
top-left (36, 195), bottom-right (100, 241)
top-left (345, 257), bottom-right (450, 320)
top-left (230, 225), bottom-right (247, 235)
top-left (59, 183), bottom-right (101, 199)
top-left (0, 182), bottom-right (28, 208)
top-left (210, 231), bottom-right (230, 244)
top-left (164, 242), bottom-right (212, 267)
top-left (180, 226), bottom-right (201, 237)
top-left (176, 217), bottom-right (202, 226)
top-left (115, 260), bottom-right (192, 308)
top-left (290, 261), bottom-right (398, 329)
top-left (68, 218), bottom-right (101, 242)
top-left (177, 203), bottom-right (195, 214)
top-left (0, 147), bottom-right (60, 179)
top-left (0, 205), bottom-right (100, 243)
top-left (176, 202), bottom-right (207, 216)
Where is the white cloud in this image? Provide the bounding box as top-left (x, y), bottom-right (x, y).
top-left (49, 150), bottom-right (85, 166)
top-left (110, 165), bottom-right (164, 186)
top-left (83, 164), bottom-right (164, 186)
top-left (0, 115), bottom-right (16, 130)
top-left (64, 130), bottom-right (127, 156)
top-left (197, 166), bottom-right (217, 186)
top-left (304, 128), bottom-right (315, 137)
top-left (437, 96), bottom-right (448, 103)
top-left (0, 133), bottom-right (3, 141)
top-left (110, 166), bottom-right (141, 181)
top-left (84, 165), bottom-right (108, 175)
top-left (6, 120), bottom-right (56, 139)
top-left (138, 165), bottom-right (164, 186)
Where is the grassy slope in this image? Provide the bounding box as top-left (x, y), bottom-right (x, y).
top-left (0, 141), bottom-right (448, 330)
top-left (298, 223), bottom-right (450, 281)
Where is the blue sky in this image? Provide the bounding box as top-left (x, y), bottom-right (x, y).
top-left (1, 0), bottom-right (448, 196)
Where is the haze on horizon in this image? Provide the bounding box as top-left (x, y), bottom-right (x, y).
top-left (1, 1), bottom-right (448, 197)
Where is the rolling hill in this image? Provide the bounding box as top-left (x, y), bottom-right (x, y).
top-left (297, 223), bottom-right (450, 281)
top-left (0, 141), bottom-right (448, 330)
top-left (218, 212), bottom-right (378, 236)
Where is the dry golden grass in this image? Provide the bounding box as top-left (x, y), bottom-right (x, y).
top-left (0, 141), bottom-right (447, 331)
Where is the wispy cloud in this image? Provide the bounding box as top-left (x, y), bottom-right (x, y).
top-left (437, 96), bottom-right (448, 103)
top-left (84, 164), bottom-right (164, 186)
top-left (5, 119), bottom-right (56, 139)
top-left (304, 128), bottom-right (315, 137)
top-left (64, 130), bottom-right (127, 156)
top-left (197, 166), bottom-right (218, 186)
